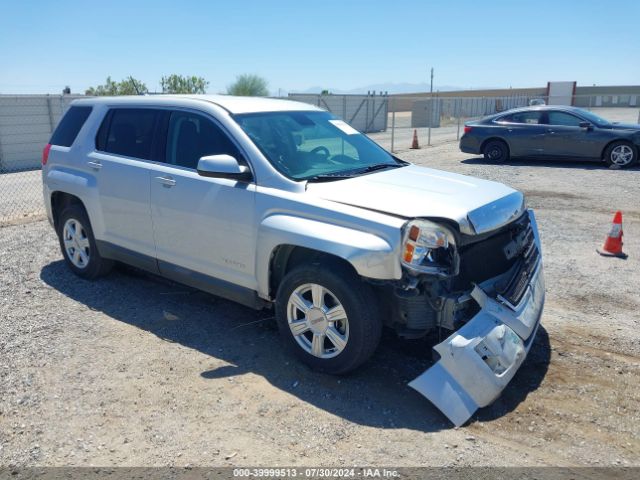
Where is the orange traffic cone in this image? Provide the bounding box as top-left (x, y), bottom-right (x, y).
top-left (597, 211), bottom-right (628, 258)
top-left (410, 129), bottom-right (420, 149)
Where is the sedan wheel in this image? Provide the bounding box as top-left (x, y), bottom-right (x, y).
top-left (610, 144), bottom-right (634, 166)
top-left (483, 140), bottom-right (509, 163)
top-left (604, 141), bottom-right (637, 168)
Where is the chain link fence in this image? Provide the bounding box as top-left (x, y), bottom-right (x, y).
top-left (0, 95), bottom-right (83, 226)
top-left (1, 93), bottom-right (639, 228)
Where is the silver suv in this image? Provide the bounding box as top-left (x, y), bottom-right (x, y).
top-left (42, 95), bottom-right (545, 426)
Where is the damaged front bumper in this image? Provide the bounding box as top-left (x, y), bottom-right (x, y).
top-left (409, 210), bottom-right (545, 426)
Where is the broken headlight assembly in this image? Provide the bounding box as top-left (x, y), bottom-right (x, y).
top-left (401, 219), bottom-right (458, 276)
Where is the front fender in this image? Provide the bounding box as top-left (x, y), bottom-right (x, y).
top-left (255, 214), bottom-right (402, 298)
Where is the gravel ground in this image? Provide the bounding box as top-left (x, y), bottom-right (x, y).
top-left (1, 144), bottom-right (639, 468)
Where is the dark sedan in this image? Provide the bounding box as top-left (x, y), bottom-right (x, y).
top-left (459, 106), bottom-right (640, 168)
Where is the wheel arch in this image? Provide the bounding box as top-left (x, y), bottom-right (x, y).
top-left (269, 245), bottom-right (358, 299)
top-left (50, 191), bottom-right (86, 230)
top-left (256, 214), bottom-right (401, 300)
top-left (480, 136), bottom-right (510, 155)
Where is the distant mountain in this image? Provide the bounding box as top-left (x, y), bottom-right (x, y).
top-left (292, 82), bottom-right (465, 95)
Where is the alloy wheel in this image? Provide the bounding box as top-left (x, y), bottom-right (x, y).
top-left (286, 283), bottom-right (349, 359)
top-left (62, 218), bottom-right (90, 269)
top-left (611, 145), bottom-right (634, 166)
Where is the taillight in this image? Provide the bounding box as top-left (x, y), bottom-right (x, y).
top-left (463, 126), bottom-right (472, 134)
top-left (42, 144), bottom-right (52, 166)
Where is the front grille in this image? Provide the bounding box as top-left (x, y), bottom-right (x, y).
top-left (496, 221), bottom-right (540, 307)
top-left (454, 213), bottom-right (539, 297)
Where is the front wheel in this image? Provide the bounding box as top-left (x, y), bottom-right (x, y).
top-left (275, 262), bottom-right (382, 375)
top-left (604, 141), bottom-right (637, 168)
top-left (483, 140), bottom-right (510, 163)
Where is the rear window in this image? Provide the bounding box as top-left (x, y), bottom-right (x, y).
top-left (50, 106), bottom-right (92, 147)
top-left (497, 111), bottom-right (542, 125)
top-left (96, 108), bottom-right (160, 160)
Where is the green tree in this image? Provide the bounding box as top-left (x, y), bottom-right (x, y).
top-left (226, 74), bottom-right (269, 96)
top-left (85, 76), bottom-right (148, 96)
top-left (160, 74), bottom-right (209, 94)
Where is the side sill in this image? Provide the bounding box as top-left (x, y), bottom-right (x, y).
top-left (158, 260), bottom-right (266, 310)
top-left (96, 240), bottom-right (160, 274)
top-left (95, 240), bottom-right (265, 310)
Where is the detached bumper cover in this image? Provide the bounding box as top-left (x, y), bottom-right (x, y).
top-left (409, 210), bottom-right (545, 426)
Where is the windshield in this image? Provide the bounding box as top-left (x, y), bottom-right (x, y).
top-left (577, 109), bottom-right (610, 126)
top-left (234, 111), bottom-right (402, 181)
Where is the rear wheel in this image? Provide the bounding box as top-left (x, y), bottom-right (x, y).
top-left (604, 141), bottom-right (637, 168)
top-left (483, 139), bottom-right (510, 163)
top-left (275, 262), bottom-right (382, 375)
top-left (57, 204), bottom-right (113, 279)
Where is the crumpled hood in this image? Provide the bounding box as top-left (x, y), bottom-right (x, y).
top-left (306, 164), bottom-right (524, 234)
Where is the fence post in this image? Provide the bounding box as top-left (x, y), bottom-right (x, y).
top-left (427, 97), bottom-right (432, 146)
top-left (46, 95), bottom-right (56, 137)
top-left (342, 95), bottom-right (346, 121)
top-left (456, 98), bottom-right (461, 141)
top-left (390, 98), bottom-right (396, 153)
top-left (0, 122), bottom-right (4, 171)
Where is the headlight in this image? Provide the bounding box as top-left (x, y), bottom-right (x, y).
top-left (401, 219), bottom-right (458, 275)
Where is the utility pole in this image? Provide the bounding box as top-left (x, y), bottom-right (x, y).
top-left (428, 67), bottom-right (434, 146)
top-left (430, 67), bottom-right (434, 95)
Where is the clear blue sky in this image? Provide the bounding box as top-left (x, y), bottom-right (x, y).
top-left (1, 0), bottom-right (638, 94)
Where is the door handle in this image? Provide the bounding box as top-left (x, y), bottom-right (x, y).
top-left (546, 129), bottom-right (556, 134)
top-left (155, 176), bottom-right (176, 187)
top-left (87, 161), bottom-right (102, 170)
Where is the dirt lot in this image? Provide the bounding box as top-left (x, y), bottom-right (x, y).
top-left (1, 145), bottom-right (639, 467)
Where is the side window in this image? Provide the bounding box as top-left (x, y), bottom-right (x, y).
top-left (498, 112), bottom-right (541, 124)
top-left (165, 111), bottom-right (241, 169)
top-left (50, 106), bottom-right (92, 147)
top-left (546, 111), bottom-right (582, 127)
top-left (100, 108), bottom-right (159, 160)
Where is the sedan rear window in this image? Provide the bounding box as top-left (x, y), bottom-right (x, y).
top-left (50, 106), bottom-right (92, 147)
top-left (497, 111), bottom-right (542, 125)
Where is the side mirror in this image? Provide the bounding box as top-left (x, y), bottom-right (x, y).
top-left (197, 154), bottom-right (252, 181)
top-left (579, 121), bottom-right (593, 130)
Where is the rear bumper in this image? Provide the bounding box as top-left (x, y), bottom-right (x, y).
top-left (459, 135), bottom-right (482, 154)
top-left (409, 210), bottom-right (545, 426)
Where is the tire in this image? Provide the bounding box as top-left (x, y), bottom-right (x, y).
top-left (483, 139), bottom-right (510, 163)
top-left (275, 261), bottom-right (382, 375)
top-left (604, 141), bottom-right (637, 168)
top-left (57, 204), bottom-right (113, 279)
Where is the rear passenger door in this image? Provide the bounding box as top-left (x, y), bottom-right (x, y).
top-left (88, 108), bottom-right (161, 270)
top-left (148, 110), bottom-right (257, 291)
top-left (495, 111), bottom-right (546, 157)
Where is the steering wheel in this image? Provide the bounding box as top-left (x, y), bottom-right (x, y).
top-left (309, 146), bottom-right (331, 159)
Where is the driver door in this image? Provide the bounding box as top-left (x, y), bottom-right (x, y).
top-left (542, 110), bottom-right (599, 158)
top-left (148, 110), bottom-right (257, 291)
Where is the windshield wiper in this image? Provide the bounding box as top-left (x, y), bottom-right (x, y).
top-left (306, 172), bottom-right (358, 183)
top-left (305, 163), bottom-right (405, 183)
top-left (357, 163), bottom-right (405, 174)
